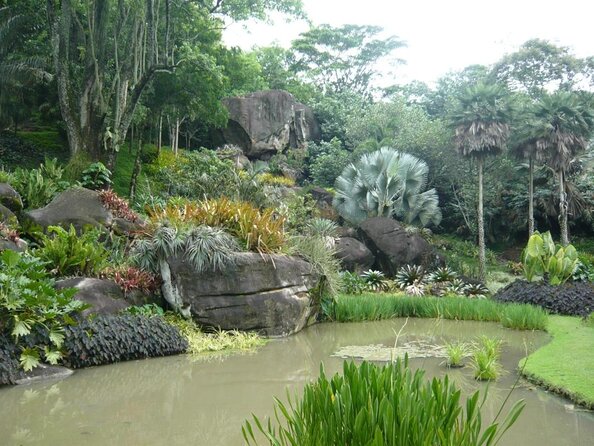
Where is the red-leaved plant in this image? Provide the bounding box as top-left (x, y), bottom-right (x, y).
top-left (0, 222), bottom-right (20, 242)
top-left (99, 189), bottom-right (141, 223)
top-left (102, 266), bottom-right (160, 295)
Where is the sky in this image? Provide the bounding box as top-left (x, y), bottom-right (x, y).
top-left (223, 0), bottom-right (594, 86)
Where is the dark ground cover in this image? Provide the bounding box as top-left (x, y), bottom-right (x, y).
top-left (494, 279), bottom-right (594, 317)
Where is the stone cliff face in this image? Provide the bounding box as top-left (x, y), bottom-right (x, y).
top-left (218, 90), bottom-right (321, 160)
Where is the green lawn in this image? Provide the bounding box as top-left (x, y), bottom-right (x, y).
top-left (521, 315), bottom-right (594, 409)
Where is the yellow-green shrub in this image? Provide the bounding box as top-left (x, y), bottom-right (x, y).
top-left (149, 197), bottom-right (286, 253)
top-left (256, 172), bottom-right (295, 187)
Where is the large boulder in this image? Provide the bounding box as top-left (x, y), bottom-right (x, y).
top-left (358, 217), bottom-right (441, 276)
top-left (335, 237), bottom-right (375, 273)
top-left (168, 253), bottom-right (320, 336)
top-left (0, 204), bottom-right (16, 224)
top-left (218, 90), bottom-right (321, 160)
top-left (25, 187), bottom-right (112, 231)
top-left (55, 278), bottom-right (129, 317)
top-left (0, 183), bottom-right (22, 212)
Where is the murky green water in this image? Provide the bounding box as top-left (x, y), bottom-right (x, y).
top-left (1, 318), bottom-right (593, 445)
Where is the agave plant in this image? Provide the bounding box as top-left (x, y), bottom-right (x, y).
top-left (395, 265), bottom-right (426, 289)
top-left (333, 147), bottom-right (442, 227)
top-left (361, 270), bottom-right (390, 292)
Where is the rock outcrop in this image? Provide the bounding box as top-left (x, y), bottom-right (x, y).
top-left (335, 237), bottom-right (375, 273)
top-left (218, 90), bottom-right (321, 160)
top-left (358, 217), bottom-right (441, 276)
top-left (55, 278), bottom-right (129, 317)
top-left (25, 187), bottom-right (112, 231)
top-left (168, 253), bottom-right (320, 336)
top-left (0, 183), bottom-right (22, 212)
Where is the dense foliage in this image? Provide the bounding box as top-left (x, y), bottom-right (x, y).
top-left (494, 280), bottom-right (594, 317)
top-left (62, 314), bottom-right (188, 368)
top-left (244, 360), bottom-right (524, 446)
top-left (0, 250), bottom-right (86, 371)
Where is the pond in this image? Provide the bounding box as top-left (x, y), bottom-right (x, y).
top-left (0, 319), bottom-right (593, 445)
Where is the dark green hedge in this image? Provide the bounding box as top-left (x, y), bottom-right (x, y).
top-left (62, 315), bottom-right (188, 368)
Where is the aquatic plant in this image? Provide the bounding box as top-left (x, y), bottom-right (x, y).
top-left (444, 342), bottom-right (470, 368)
top-left (332, 294), bottom-right (548, 330)
top-left (243, 359), bottom-right (524, 445)
top-left (471, 349), bottom-right (503, 381)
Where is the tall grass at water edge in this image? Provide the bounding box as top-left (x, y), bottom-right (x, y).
top-left (243, 359), bottom-right (525, 446)
top-left (333, 294), bottom-right (548, 330)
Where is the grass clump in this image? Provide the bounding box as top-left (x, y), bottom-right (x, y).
top-left (470, 337), bottom-right (503, 381)
top-left (164, 314), bottom-right (265, 355)
top-left (333, 293), bottom-right (547, 330)
top-left (244, 359), bottom-right (524, 446)
top-left (521, 316), bottom-right (594, 409)
top-left (444, 342), bottom-right (470, 368)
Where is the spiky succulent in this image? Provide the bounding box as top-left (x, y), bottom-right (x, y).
top-left (405, 280), bottom-right (425, 297)
top-left (361, 269), bottom-right (390, 292)
top-left (445, 278), bottom-right (467, 296)
top-left (395, 265), bottom-right (425, 289)
top-left (464, 283), bottom-right (490, 299)
top-left (427, 266), bottom-right (458, 283)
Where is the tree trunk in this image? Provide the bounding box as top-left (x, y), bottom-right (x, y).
top-left (477, 158), bottom-right (486, 282)
top-left (129, 138), bottom-right (143, 202)
top-left (559, 169), bottom-right (569, 246)
top-left (158, 258), bottom-right (191, 318)
top-left (528, 156), bottom-right (535, 237)
top-left (157, 113), bottom-right (163, 154)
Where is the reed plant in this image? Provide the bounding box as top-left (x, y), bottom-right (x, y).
top-left (444, 342), bottom-right (470, 368)
top-left (333, 294), bottom-right (547, 330)
top-left (243, 359), bottom-right (524, 446)
top-left (471, 349), bottom-right (503, 381)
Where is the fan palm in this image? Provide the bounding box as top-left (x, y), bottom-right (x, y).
top-left (450, 83), bottom-right (512, 280)
top-left (333, 147), bottom-right (442, 227)
top-left (531, 91), bottom-right (594, 245)
top-left (509, 105), bottom-right (547, 236)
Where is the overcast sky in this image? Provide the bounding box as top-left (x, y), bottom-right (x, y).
top-left (223, 0), bottom-right (594, 86)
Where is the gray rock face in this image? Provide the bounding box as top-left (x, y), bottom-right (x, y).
top-left (358, 217), bottom-right (440, 276)
top-left (335, 237), bottom-right (375, 273)
top-left (169, 253), bottom-right (320, 336)
top-left (0, 203), bottom-right (16, 224)
top-left (0, 238), bottom-right (27, 252)
top-left (55, 278), bottom-right (128, 317)
top-left (15, 364), bottom-right (73, 385)
top-left (25, 187), bottom-right (112, 231)
top-left (219, 90), bottom-right (321, 160)
top-left (0, 183), bottom-right (22, 211)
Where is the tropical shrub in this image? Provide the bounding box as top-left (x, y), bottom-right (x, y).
top-left (277, 192), bottom-right (320, 234)
top-left (522, 231), bottom-right (578, 285)
top-left (101, 266), bottom-right (160, 295)
top-left (256, 172), bottom-right (295, 187)
top-left (288, 233), bottom-right (342, 299)
top-left (80, 162), bottom-right (112, 190)
top-left (133, 224), bottom-right (239, 315)
top-left (10, 158), bottom-right (71, 208)
top-left (340, 271), bottom-right (367, 295)
top-left (98, 189), bottom-right (141, 223)
top-left (310, 147), bottom-right (351, 187)
top-left (149, 198), bottom-right (286, 253)
top-left (244, 360), bottom-right (524, 446)
top-left (61, 314), bottom-right (188, 368)
top-left (395, 265), bottom-right (426, 288)
top-left (494, 279), bottom-right (594, 317)
top-left (361, 269), bottom-right (390, 292)
top-left (35, 225), bottom-right (109, 277)
top-left (333, 147), bottom-right (442, 227)
top-left (0, 250), bottom-right (86, 371)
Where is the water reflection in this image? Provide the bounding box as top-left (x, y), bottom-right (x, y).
top-left (0, 319), bottom-right (592, 445)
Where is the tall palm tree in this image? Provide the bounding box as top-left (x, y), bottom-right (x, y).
top-left (450, 83), bottom-right (512, 281)
top-left (509, 104), bottom-right (545, 237)
top-left (532, 91), bottom-right (594, 245)
top-left (333, 147), bottom-right (442, 227)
